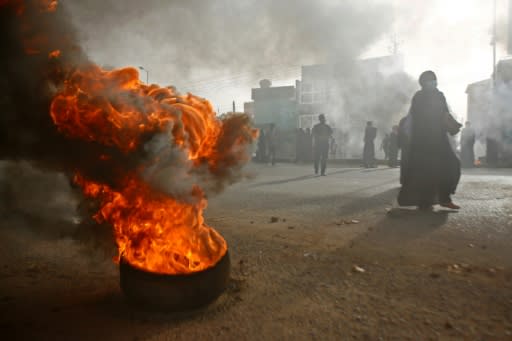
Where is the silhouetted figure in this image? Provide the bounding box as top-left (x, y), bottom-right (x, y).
top-left (304, 128), bottom-right (313, 162)
top-left (388, 125), bottom-right (399, 167)
top-left (460, 121), bottom-right (476, 168)
top-left (295, 128), bottom-right (305, 163)
top-left (486, 137), bottom-right (499, 167)
top-left (398, 70), bottom-right (462, 210)
top-left (398, 114), bottom-right (411, 184)
top-left (256, 129), bottom-right (267, 162)
top-left (330, 136), bottom-right (337, 159)
top-left (363, 121), bottom-right (377, 168)
top-left (381, 133), bottom-right (390, 160)
top-left (312, 114), bottom-right (332, 176)
top-left (267, 123), bottom-right (278, 166)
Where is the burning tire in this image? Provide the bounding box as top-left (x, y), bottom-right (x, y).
top-left (120, 251), bottom-right (230, 311)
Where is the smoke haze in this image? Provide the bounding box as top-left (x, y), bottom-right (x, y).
top-left (66, 0), bottom-right (394, 81)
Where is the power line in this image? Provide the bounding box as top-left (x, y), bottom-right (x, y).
top-left (179, 64), bottom-right (301, 90)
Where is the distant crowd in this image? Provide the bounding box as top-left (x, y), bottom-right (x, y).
top-left (254, 70), bottom-right (479, 210)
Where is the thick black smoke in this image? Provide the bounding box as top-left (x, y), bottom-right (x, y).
top-left (0, 1), bottom-right (138, 187)
top-left (0, 1), bottom-right (255, 247)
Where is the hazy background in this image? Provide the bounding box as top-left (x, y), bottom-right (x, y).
top-left (64, 0), bottom-right (511, 120)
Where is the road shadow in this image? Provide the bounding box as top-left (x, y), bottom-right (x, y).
top-left (249, 174), bottom-right (317, 188)
top-left (351, 208), bottom-right (457, 252)
top-left (336, 187), bottom-right (400, 216)
top-left (248, 168), bottom-right (359, 188)
top-left (361, 167), bottom-right (398, 173)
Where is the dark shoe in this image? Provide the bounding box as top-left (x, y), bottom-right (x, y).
top-left (440, 202), bottom-right (460, 210)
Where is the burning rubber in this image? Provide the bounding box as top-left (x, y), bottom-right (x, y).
top-left (120, 251), bottom-right (231, 311)
top-left (1, 0), bottom-right (255, 312)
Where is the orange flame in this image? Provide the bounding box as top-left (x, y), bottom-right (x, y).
top-left (48, 49), bottom-right (60, 58)
top-left (1, 0), bottom-right (57, 16)
top-left (51, 65), bottom-right (222, 156)
top-left (4, 0), bottom-right (255, 275)
top-left (74, 173), bottom-right (227, 274)
top-left (41, 0), bottom-right (57, 12)
top-left (50, 65), bottom-right (255, 274)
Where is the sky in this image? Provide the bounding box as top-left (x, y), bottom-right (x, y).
top-left (66, 0), bottom-right (511, 120)
top-left (364, 0), bottom-right (510, 122)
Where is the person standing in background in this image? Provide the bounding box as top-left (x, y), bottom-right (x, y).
top-left (381, 133), bottom-right (390, 161)
top-left (266, 123), bottom-right (278, 166)
top-left (398, 114), bottom-right (411, 184)
top-left (460, 121), bottom-right (476, 168)
top-left (256, 128), bottom-right (267, 163)
top-left (330, 136), bottom-right (337, 159)
top-left (363, 121), bottom-right (377, 168)
top-left (304, 127), bottom-right (313, 162)
top-left (312, 114), bottom-right (333, 176)
top-left (388, 125), bottom-right (400, 167)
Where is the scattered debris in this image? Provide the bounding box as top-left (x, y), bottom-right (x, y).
top-left (228, 277), bottom-right (246, 293)
top-left (429, 273), bottom-right (441, 279)
top-left (446, 263), bottom-right (473, 274)
top-left (272, 233), bottom-right (286, 239)
top-left (447, 264), bottom-right (462, 274)
top-left (270, 216), bottom-right (279, 223)
top-left (444, 321), bottom-right (453, 329)
top-left (352, 265), bottom-right (366, 273)
top-left (335, 219), bottom-right (361, 226)
top-left (288, 226), bottom-right (295, 230)
top-left (468, 243), bottom-right (475, 248)
top-left (238, 259), bottom-right (249, 276)
top-left (303, 252), bottom-right (317, 260)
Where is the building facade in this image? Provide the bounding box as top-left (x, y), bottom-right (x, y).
top-left (296, 55), bottom-right (412, 158)
top-left (466, 58), bottom-right (512, 165)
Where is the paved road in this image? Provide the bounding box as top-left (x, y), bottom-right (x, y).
top-left (1, 163), bottom-right (511, 340)
top-left (210, 163), bottom-right (512, 244)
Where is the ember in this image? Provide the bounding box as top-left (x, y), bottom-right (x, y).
top-left (48, 49), bottom-right (60, 58)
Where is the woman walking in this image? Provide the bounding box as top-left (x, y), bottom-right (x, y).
top-left (398, 71), bottom-right (462, 210)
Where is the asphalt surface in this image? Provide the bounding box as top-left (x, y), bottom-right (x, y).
top-left (1, 162), bottom-right (511, 340)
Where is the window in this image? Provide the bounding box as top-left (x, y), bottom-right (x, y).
top-left (301, 93), bottom-right (313, 104)
top-left (301, 81), bottom-right (326, 104)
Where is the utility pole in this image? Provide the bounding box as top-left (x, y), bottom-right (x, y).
top-left (138, 66), bottom-right (149, 84)
top-left (488, 0), bottom-right (499, 167)
top-left (508, 0), bottom-right (512, 55)
top-left (492, 0), bottom-right (497, 85)
top-left (389, 33), bottom-right (402, 55)
top-left (232, 100), bottom-right (236, 113)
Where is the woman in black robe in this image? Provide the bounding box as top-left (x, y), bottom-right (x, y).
top-left (398, 71), bottom-right (462, 210)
